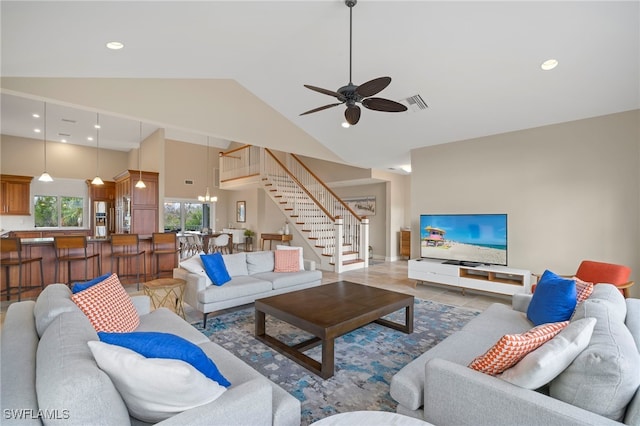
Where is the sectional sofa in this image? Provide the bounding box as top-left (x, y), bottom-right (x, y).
top-left (1, 283), bottom-right (301, 426)
top-left (390, 284), bottom-right (640, 426)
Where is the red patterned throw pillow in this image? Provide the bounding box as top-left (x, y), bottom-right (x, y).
top-left (469, 321), bottom-right (569, 375)
top-left (573, 277), bottom-right (594, 302)
top-left (71, 273), bottom-right (140, 332)
top-left (274, 249), bottom-right (300, 273)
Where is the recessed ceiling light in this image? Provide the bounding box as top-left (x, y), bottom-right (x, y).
top-left (541, 59), bottom-right (558, 71)
top-left (106, 41), bottom-right (124, 50)
top-left (341, 122), bottom-right (350, 128)
top-left (94, 124), bottom-right (101, 129)
top-left (32, 113), bottom-right (40, 118)
top-left (34, 128), bottom-right (41, 133)
top-left (87, 136), bottom-right (94, 141)
top-left (61, 139), bottom-right (67, 143)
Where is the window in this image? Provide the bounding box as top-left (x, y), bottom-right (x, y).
top-left (163, 202), bottom-right (210, 232)
top-left (34, 195), bottom-right (84, 227)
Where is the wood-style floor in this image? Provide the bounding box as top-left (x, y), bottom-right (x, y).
top-left (1, 260), bottom-right (511, 327)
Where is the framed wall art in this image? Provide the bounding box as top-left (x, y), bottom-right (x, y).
top-left (236, 201), bottom-right (246, 223)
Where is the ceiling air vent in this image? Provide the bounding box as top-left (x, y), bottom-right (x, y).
top-left (58, 132), bottom-right (71, 137)
top-left (61, 118), bottom-right (76, 123)
top-left (184, 180), bottom-right (194, 185)
top-left (400, 94), bottom-right (428, 112)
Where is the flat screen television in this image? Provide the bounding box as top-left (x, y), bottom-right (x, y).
top-left (419, 214), bottom-right (507, 266)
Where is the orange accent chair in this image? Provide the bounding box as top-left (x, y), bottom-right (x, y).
top-left (574, 260), bottom-right (633, 298)
top-left (533, 260), bottom-right (634, 298)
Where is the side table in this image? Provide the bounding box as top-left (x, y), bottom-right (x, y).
top-left (143, 278), bottom-right (186, 319)
top-left (260, 233), bottom-right (292, 250)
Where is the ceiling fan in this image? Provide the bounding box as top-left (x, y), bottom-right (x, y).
top-left (300, 0), bottom-right (407, 126)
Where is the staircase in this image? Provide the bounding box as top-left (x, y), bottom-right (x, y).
top-left (220, 145), bottom-right (368, 272)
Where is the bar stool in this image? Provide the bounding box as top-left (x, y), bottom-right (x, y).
top-left (110, 234), bottom-right (146, 289)
top-left (151, 232), bottom-right (180, 278)
top-left (53, 236), bottom-right (101, 286)
top-left (1, 237), bottom-right (45, 301)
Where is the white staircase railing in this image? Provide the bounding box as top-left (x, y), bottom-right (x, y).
top-left (219, 144), bottom-right (368, 272)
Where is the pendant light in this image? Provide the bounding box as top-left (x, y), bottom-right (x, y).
top-left (135, 122), bottom-right (146, 189)
top-left (198, 137), bottom-right (212, 202)
top-left (38, 102), bottom-right (53, 182)
top-left (91, 113), bottom-right (104, 185)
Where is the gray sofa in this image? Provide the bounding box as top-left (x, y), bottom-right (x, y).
top-left (390, 284), bottom-right (640, 426)
top-left (1, 284), bottom-right (300, 426)
top-left (174, 250), bottom-right (322, 323)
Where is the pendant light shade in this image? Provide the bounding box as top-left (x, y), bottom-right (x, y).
top-left (91, 113), bottom-right (104, 185)
top-left (135, 122), bottom-right (146, 189)
top-left (198, 136), bottom-right (214, 202)
top-left (38, 102), bottom-right (54, 182)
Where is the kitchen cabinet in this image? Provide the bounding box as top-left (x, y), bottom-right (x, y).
top-left (1, 175), bottom-right (32, 216)
top-left (114, 170), bottom-right (159, 236)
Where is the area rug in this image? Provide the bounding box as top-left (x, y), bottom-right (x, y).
top-left (192, 298), bottom-right (480, 425)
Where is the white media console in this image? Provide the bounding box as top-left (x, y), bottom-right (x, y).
top-left (408, 258), bottom-right (532, 296)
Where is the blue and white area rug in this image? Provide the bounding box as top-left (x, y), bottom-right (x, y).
top-left (192, 298), bottom-right (480, 425)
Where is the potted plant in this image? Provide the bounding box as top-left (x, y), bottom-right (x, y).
top-left (244, 229), bottom-right (255, 250)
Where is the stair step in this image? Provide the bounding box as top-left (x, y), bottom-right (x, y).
top-left (329, 259), bottom-right (365, 266)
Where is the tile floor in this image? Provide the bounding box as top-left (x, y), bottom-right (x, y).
top-left (1, 260), bottom-right (511, 326)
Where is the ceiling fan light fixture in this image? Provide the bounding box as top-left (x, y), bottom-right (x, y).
top-left (300, 0), bottom-right (406, 125)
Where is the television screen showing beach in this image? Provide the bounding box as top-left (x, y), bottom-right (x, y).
top-left (420, 214), bottom-right (507, 265)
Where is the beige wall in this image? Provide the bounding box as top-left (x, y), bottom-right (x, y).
top-left (411, 110), bottom-right (640, 298)
top-left (1, 134), bottom-right (128, 180)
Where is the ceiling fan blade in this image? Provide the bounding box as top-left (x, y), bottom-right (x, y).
top-left (303, 85), bottom-right (343, 99)
top-left (355, 77), bottom-right (392, 97)
top-left (362, 97), bottom-right (408, 113)
top-left (300, 103), bottom-right (342, 116)
top-left (345, 105), bottom-right (361, 125)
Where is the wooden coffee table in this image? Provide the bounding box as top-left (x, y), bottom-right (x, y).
top-left (255, 281), bottom-right (414, 379)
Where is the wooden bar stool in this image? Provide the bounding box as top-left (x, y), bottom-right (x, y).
top-left (151, 232), bottom-right (180, 278)
top-left (53, 236), bottom-right (101, 286)
top-left (110, 234), bottom-right (146, 290)
top-left (1, 237), bottom-right (45, 301)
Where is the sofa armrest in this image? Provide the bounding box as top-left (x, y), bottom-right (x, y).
top-left (303, 259), bottom-right (316, 271)
top-left (512, 293), bottom-right (532, 313)
top-left (130, 295), bottom-right (151, 316)
top-left (423, 358), bottom-right (618, 426)
top-left (174, 267), bottom-right (207, 311)
top-left (156, 378), bottom-right (272, 426)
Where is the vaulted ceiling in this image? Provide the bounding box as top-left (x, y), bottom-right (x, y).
top-left (2, 1), bottom-right (638, 172)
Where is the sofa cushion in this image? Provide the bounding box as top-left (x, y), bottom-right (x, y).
top-left (469, 321), bottom-right (569, 375)
top-left (88, 341), bottom-right (226, 423)
top-left (136, 307), bottom-right (210, 345)
top-left (71, 273), bottom-right (140, 332)
top-left (36, 310), bottom-right (130, 424)
top-left (274, 249), bottom-right (300, 273)
top-left (222, 252), bottom-right (249, 276)
top-left (33, 283), bottom-right (79, 337)
top-left (98, 331), bottom-right (230, 387)
top-left (527, 270), bottom-right (577, 326)
top-left (200, 253), bottom-right (232, 286)
top-left (276, 245), bottom-right (304, 271)
top-left (246, 251), bottom-right (274, 275)
top-left (550, 285), bottom-right (640, 422)
top-left (254, 270), bottom-right (323, 290)
top-left (198, 276), bottom-right (272, 304)
top-left (499, 317), bottom-right (596, 389)
top-left (627, 298), bottom-right (640, 351)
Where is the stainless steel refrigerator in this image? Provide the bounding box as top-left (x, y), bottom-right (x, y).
top-left (94, 201), bottom-right (114, 238)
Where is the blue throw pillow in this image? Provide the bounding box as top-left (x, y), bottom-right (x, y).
top-left (527, 270), bottom-right (577, 326)
top-left (98, 331), bottom-right (231, 387)
top-left (200, 253), bottom-right (231, 286)
top-left (71, 272), bottom-right (112, 294)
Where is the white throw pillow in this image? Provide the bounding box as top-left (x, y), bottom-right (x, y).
top-left (276, 245), bottom-right (304, 271)
top-left (88, 341), bottom-right (226, 422)
top-left (499, 317), bottom-right (596, 389)
top-left (179, 256), bottom-right (205, 275)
